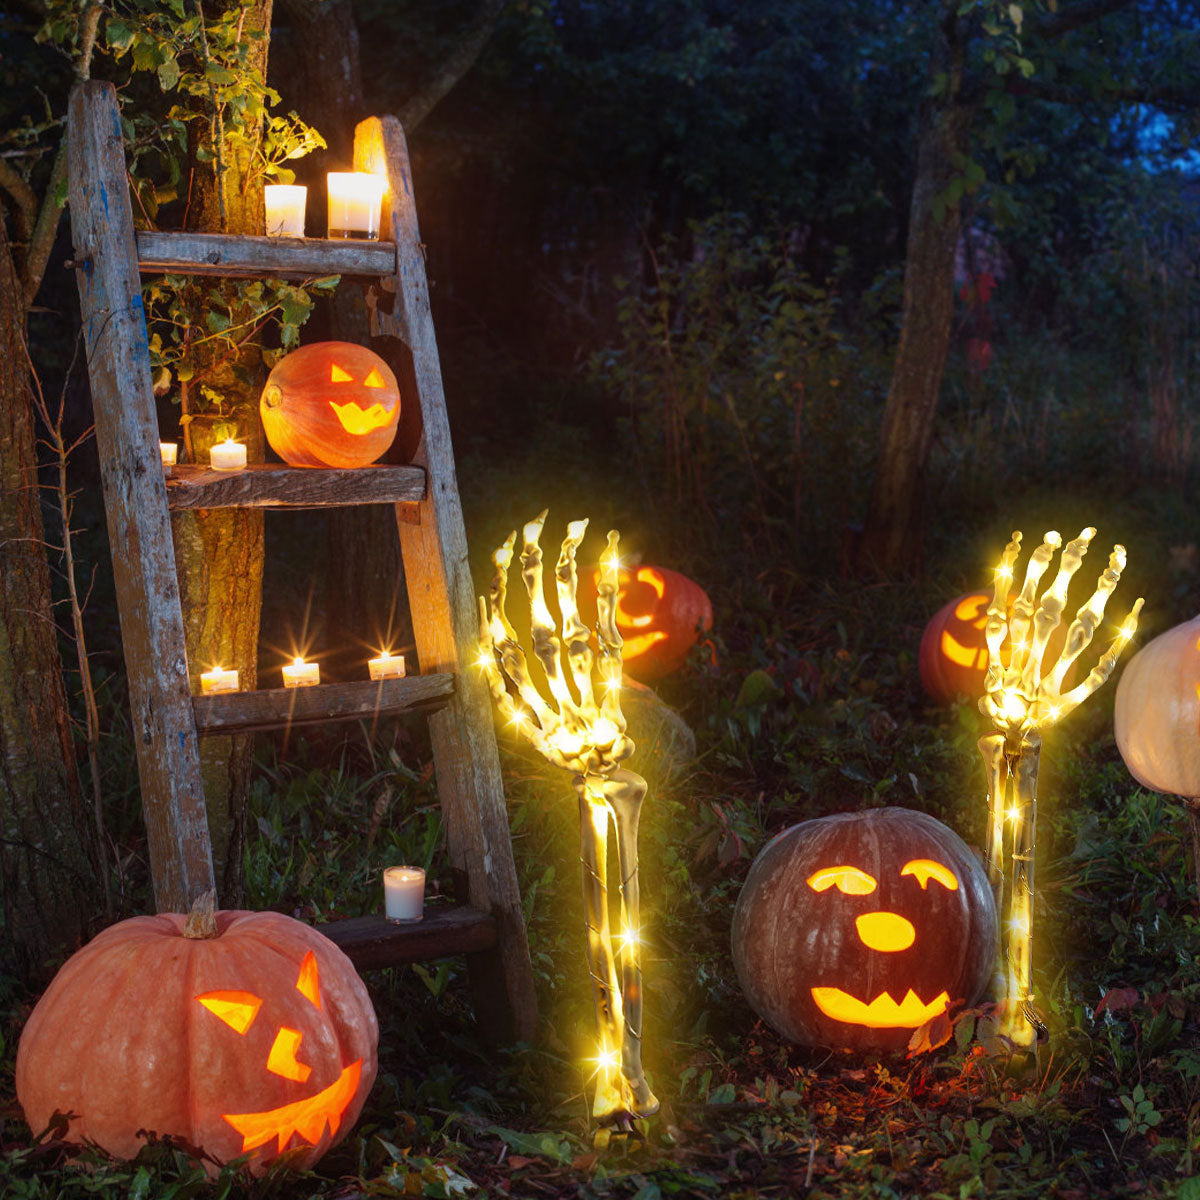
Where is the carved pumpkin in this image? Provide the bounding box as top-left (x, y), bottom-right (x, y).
top-left (1114, 614), bottom-right (1200, 797)
top-left (586, 565), bottom-right (713, 682)
top-left (15, 907), bottom-right (378, 1174)
top-left (260, 341), bottom-right (400, 468)
top-left (919, 590), bottom-right (1071, 705)
top-left (732, 808), bottom-right (996, 1052)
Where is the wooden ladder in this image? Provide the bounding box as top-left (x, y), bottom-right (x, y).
top-left (65, 80), bottom-right (537, 1044)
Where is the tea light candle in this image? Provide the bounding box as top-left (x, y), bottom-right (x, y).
top-left (264, 184), bottom-right (307, 237)
top-left (327, 172), bottom-right (386, 240)
top-left (368, 652), bottom-right (406, 680)
top-left (209, 438), bottom-right (246, 471)
top-left (282, 656), bottom-right (319, 688)
top-left (383, 865), bottom-right (425, 921)
top-left (159, 442), bottom-right (177, 470)
top-left (200, 666), bottom-right (239, 695)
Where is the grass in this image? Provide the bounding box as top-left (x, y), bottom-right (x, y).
top-left (3, 355), bottom-right (1199, 1197)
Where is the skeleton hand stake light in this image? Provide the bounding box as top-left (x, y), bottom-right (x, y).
top-left (977, 528), bottom-right (1142, 1051)
top-left (477, 513), bottom-right (659, 1125)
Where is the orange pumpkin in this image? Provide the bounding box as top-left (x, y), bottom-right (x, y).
top-left (260, 341), bottom-right (400, 468)
top-left (16, 908), bottom-right (378, 1174)
top-left (1114, 614), bottom-right (1200, 797)
top-left (587, 565), bottom-right (713, 682)
top-left (732, 808), bottom-right (996, 1052)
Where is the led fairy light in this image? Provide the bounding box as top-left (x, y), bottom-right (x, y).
top-left (477, 512), bottom-right (659, 1127)
top-left (977, 527), bottom-right (1143, 1051)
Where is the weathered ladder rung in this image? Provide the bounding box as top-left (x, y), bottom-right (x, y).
top-left (136, 230), bottom-right (397, 280)
top-left (316, 906), bottom-right (497, 971)
top-left (165, 463), bottom-right (426, 510)
top-left (193, 674), bottom-right (455, 735)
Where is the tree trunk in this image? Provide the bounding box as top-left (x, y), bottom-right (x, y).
top-left (857, 11), bottom-right (971, 575)
top-left (0, 216), bottom-right (101, 979)
top-left (170, 0), bottom-right (273, 901)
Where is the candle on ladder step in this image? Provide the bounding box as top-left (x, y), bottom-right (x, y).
top-left (383, 866), bottom-right (425, 922)
top-left (282, 656), bottom-right (319, 688)
top-left (160, 442), bottom-right (177, 475)
top-left (368, 651), bottom-right (406, 680)
top-left (200, 666), bottom-right (238, 695)
top-left (209, 438), bottom-right (246, 471)
top-left (264, 184), bottom-right (307, 237)
top-left (327, 172), bottom-right (386, 240)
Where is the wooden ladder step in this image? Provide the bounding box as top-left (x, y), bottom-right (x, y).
top-left (317, 905), bottom-right (497, 971)
top-left (165, 463), bottom-right (426, 510)
top-left (193, 674), bottom-right (454, 735)
top-left (136, 230), bottom-right (397, 279)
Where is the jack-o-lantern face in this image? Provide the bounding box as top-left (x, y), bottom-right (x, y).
top-left (732, 808), bottom-right (997, 1052)
top-left (197, 950), bottom-right (364, 1154)
top-left (261, 341), bottom-right (401, 469)
top-left (587, 565), bottom-right (713, 682)
top-left (15, 909), bottom-right (378, 1176)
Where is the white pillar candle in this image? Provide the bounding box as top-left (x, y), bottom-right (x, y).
top-left (327, 172), bottom-right (386, 240)
top-left (200, 666), bottom-right (239, 695)
top-left (282, 656), bottom-right (319, 688)
top-left (209, 438), bottom-right (246, 471)
top-left (383, 865), bottom-right (425, 921)
top-left (264, 184), bottom-right (307, 237)
top-left (159, 441), bottom-right (178, 467)
top-left (368, 652), bottom-right (406, 680)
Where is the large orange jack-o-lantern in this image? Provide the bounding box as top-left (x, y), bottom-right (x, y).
top-left (585, 564), bottom-right (713, 682)
top-left (15, 908), bottom-right (378, 1174)
top-left (732, 808), bottom-right (996, 1052)
top-left (918, 590), bottom-right (1071, 705)
top-left (261, 341), bottom-right (401, 468)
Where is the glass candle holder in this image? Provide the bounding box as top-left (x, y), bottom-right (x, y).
top-left (200, 667), bottom-right (239, 695)
top-left (264, 184), bottom-right (307, 237)
top-left (209, 439), bottom-right (246, 471)
top-left (383, 866), bottom-right (425, 921)
top-left (368, 652), bottom-right (406, 680)
top-left (327, 172), bottom-right (386, 240)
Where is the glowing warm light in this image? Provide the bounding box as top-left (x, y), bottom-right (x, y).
top-left (283, 656), bottom-right (320, 688)
top-left (327, 172), bottom-right (385, 240)
top-left (806, 865), bottom-right (877, 895)
top-left (329, 399), bottom-right (397, 436)
top-left (899, 859), bottom-right (959, 891)
top-left (209, 438), bottom-right (246, 471)
top-left (197, 990), bottom-right (262, 1034)
top-left (978, 526), bottom-right (1143, 1053)
top-left (296, 951), bottom-right (321, 1009)
top-left (200, 666), bottom-right (239, 695)
top-left (368, 651), bottom-right (406, 681)
top-left (810, 987), bottom-right (950, 1029)
top-left (223, 1059), bottom-right (363, 1154)
top-left (477, 512), bottom-right (658, 1124)
top-left (266, 1027), bottom-right (312, 1083)
top-left (330, 363), bottom-right (353, 383)
top-left (854, 910), bottom-right (916, 952)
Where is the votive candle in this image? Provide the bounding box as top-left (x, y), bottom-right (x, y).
top-left (160, 442), bottom-right (177, 474)
top-left (209, 439), bottom-right (247, 471)
top-left (264, 184), bottom-right (307, 237)
top-left (282, 656), bottom-right (319, 688)
top-left (200, 666), bottom-right (238, 695)
top-left (327, 172), bottom-right (386, 240)
top-left (383, 865), bottom-right (425, 921)
top-left (368, 652), bottom-right (406, 680)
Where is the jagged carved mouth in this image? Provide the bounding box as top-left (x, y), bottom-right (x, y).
top-left (221, 1059), bottom-right (362, 1154)
top-left (810, 987), bottom-right (950, 1029)
top-left (329, 400), bottom-right (396, 435)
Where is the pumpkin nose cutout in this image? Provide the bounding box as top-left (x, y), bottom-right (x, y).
top-left (267, 1027), bottom-right (312, 1083)
top-left (855, 911), bottom-right (915, 952)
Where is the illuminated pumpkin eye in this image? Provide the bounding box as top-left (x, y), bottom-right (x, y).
top-left (330, 363), bottom-right (353, 383)
top-left (296, 950), bottom-right (321, 1009)
top-left (953, 593), bottom-right (989, 626)
top-left (806, 865), bottom-right (877, 895)
top-left (197, 990), bottom-right (263, 1034)
top-left (267, 1027), bottom-right (312, 1083)
top-left (636, 567), bottom-right (667, 599)
top-left (900, 859), bottom-right (959, 890)
top-left (363, 367), bottom-right (385, 388)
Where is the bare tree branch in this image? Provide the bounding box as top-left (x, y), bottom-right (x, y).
top-left (398, 0), bottom-right (510, 133)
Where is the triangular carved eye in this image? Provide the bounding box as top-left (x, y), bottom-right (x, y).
top-left (197, 990), bottom-right (263, 1034)
top-left (330, 363), bottom-right (353, 382)
top-left (296, 950), bottom-right (321, 1009)
top-left (363, 367), bottom-right (386, 389)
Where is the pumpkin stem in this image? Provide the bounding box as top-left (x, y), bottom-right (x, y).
top-left (183, 889), bottom-right (219, 939)
top-left (262, 383), bottom-right (282, 410)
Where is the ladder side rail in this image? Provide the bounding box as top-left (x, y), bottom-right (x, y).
top-left (67, 81), bottom-right (215, 911)
top-left (354, 115), bottom-right (538, 1044)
